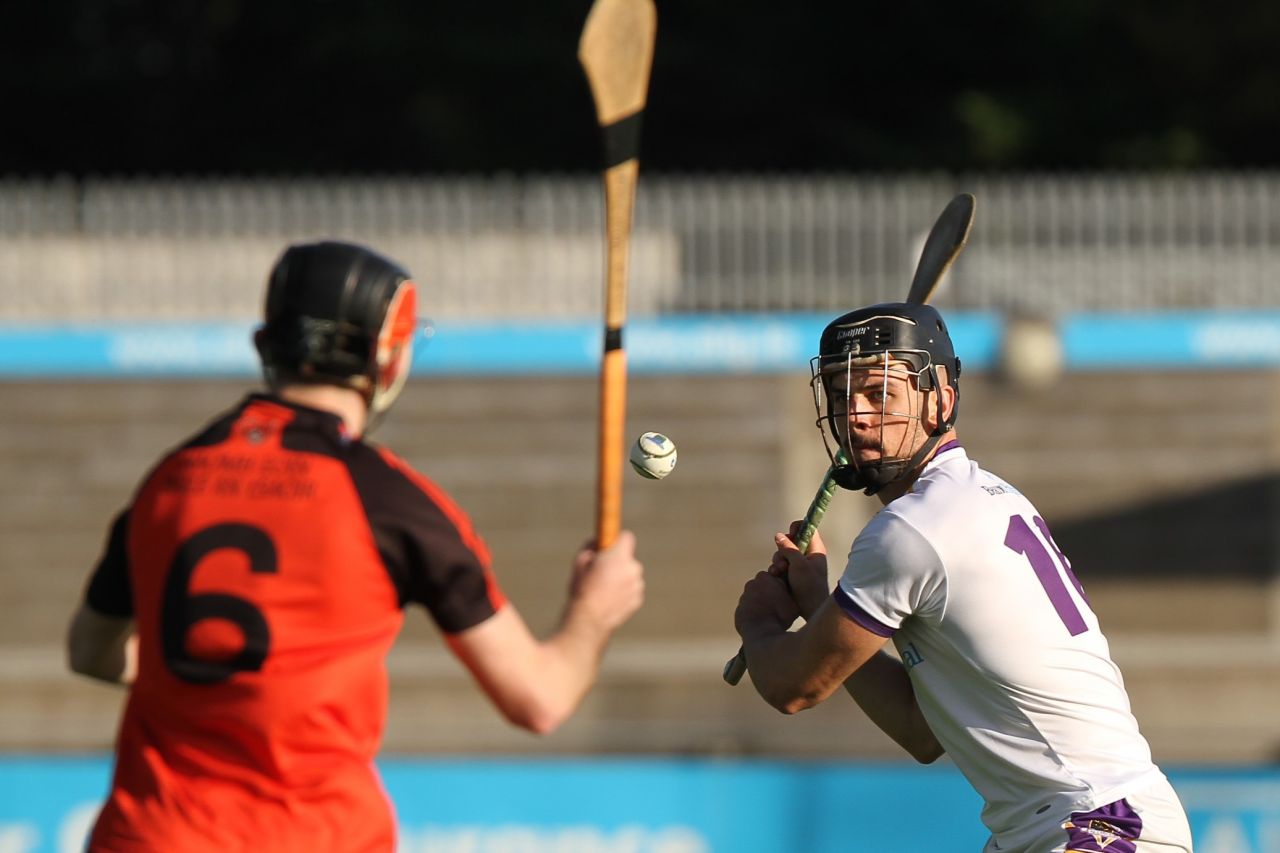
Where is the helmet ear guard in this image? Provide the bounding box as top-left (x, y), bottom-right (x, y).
top-left (368, 279), bottom-right (418, 415)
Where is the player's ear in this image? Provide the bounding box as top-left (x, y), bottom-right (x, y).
top-left (924, 366), bottom-right (957, 430)
top-left (938, 382), bottom-right (957, 425)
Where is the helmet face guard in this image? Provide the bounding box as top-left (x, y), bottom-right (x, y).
top-left (255, 240), bottom-right (421, 422)
top-left (811, 351), bottom-right (933, 493)
top-left (812, 303), bottom-right (961, 494)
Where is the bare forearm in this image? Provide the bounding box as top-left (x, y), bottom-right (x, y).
top-left (527, 605), bottom-right (615, 728)
top-left (741, 628), bottom-right (843, 714)
top-left (737, 592), bottom-right (887, 715)
top-left (451, 603), bottom-right (616, 735)
top-left (452, 534), bottom-right (643, 735)
top-left (842, 650), bottom-right (943, 763)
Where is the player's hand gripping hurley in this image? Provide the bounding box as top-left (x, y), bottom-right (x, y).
top-left (723, 193), bottom-right (976, 686)
top-left (579, 0), bottom-right (657, 548)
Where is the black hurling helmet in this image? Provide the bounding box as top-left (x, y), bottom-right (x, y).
top-left (255, 240), bottom-right (419, 416)
top-left (811, 302), bottom-right (961, 494)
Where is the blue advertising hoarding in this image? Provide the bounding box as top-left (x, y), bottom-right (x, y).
top-left (0, 757), bottom-right (1276, 852)
top-left (5, 310), bottom-right (1280, 378)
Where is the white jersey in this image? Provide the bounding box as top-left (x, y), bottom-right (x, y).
top-left (835, 442), bottom-right (1165, 844)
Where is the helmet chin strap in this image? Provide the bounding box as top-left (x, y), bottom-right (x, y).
top-left (831, 432), bottom-right (945, 495)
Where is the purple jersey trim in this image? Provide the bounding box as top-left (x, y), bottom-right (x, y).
top-left (1062, 798), bottom-right (1143, 852)
top-left (933, 439), bottom-right (962, 457)
top-left (832, 585), bottom-right (897, 637)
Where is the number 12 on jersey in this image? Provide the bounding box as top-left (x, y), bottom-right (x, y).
top-left (1003, 514), bottom-right (1090, 636)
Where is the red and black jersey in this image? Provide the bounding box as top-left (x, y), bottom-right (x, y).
top-left (83, 394), bottom-right (506, 853)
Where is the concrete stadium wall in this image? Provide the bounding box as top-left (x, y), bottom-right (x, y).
top-left (2, 371), bottom-right (1278, 763)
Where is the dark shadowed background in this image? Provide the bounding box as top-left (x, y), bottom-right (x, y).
top-left (4, 0), bottom-right (1280, 176)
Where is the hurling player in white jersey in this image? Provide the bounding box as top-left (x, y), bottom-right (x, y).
top-left (734, 302), bottom-right (1193, 853)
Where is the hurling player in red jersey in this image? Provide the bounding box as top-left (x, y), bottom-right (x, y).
top-left (66, 240), bottom-right (646, 853)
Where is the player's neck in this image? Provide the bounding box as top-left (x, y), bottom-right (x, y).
top-left (876, 428), bottom-right (959, 505)
top-left (273, 383), bottom-right (369, 439)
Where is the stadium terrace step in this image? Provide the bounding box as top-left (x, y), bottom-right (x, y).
top-left (4, 371), bottom-right (1279, 762)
